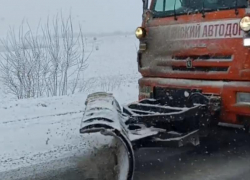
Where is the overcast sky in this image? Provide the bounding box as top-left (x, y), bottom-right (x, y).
top-left (0, 0), bottom-right (142, 37)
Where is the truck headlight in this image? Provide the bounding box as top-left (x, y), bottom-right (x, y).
top-left (240, 16), bottom-right (250, 31)
top-left (236, 92), bottom-right (250, 103)
top-left (135, 27), bottom-right (146, 39)
top-left (243, 38), bottom-right (250, 46)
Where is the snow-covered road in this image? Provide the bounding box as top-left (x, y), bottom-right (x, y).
top-left (0, 91), bottom-right (136, 179)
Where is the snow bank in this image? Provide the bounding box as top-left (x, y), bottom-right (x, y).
top-left (0, 83), bottom-right (138, 173)
top-left (0, 34), bottom-right (140, 179)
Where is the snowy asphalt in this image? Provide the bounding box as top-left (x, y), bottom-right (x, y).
top-left (134, 128), bottom-right (250, 180)
top-left (1, 128), bottom-right (250, 180)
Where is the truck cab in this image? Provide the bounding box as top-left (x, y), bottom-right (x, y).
top-left (136, 0), bottom-right (250, 125)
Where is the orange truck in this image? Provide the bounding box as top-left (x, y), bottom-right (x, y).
top-left (81, 1), bottom-right (250, 179)
top-left (136, 0), bottom-right (250, 128)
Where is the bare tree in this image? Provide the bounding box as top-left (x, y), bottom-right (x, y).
top-left (77, 76), bottom-right (123, 94)
top-left (0, 14), bottom-right (91, 99)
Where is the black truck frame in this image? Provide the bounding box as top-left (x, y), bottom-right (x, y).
top-left (79, 91), bottom-right (221, 180)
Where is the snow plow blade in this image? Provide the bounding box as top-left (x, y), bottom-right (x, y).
top-left (80, 92), bottom-right (135, 180)
top-left (80, 92), bottom-right (220, 179)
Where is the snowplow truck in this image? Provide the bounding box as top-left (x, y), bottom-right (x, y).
top-left (80, 0), bottom-right (250, 179)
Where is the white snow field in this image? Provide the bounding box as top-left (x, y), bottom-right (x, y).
top-left (0, 34), bottom-right (140, 179)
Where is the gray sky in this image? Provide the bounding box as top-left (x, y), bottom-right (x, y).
top-left (0, 0), bottom-right (142, 37)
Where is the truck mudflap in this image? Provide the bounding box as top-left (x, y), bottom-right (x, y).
top-left (80, 92), bottom-right (219, 180)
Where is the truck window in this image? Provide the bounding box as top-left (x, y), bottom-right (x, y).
top-left (154, 0), bottom-right (182, 12)
top-left (152, 0), bottom-right (248, 18)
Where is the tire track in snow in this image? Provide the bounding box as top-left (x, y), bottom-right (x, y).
top-left (1, 110), bottom-right (85, 125)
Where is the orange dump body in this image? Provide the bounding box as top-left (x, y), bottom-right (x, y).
top-left (138, 1), bottom-right (250, 125)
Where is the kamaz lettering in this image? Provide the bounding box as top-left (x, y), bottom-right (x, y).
top-left (160, 19), bottom-right (243, 41)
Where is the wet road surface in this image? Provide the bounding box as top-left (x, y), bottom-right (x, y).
top-left (134, 128), bottom-right (250, 180)
top-left (1, 128), bottom-right (250, 180)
